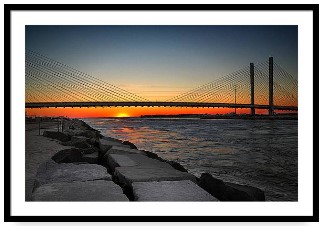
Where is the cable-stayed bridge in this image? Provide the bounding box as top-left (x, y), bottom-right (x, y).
top-left (25, 50), bottom-right (298, 115)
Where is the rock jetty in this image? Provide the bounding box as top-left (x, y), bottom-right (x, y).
top-left (30, 118), bottom-right (265, 201)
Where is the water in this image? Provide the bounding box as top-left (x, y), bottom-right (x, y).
top-left (82, 117), bottom-right (298, 201)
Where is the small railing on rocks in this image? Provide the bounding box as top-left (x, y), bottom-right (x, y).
top-left (25, 117), bottom-right (66, 135)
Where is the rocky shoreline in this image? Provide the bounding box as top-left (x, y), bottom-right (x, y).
top-left (28, 118), bottom-right (265, 201)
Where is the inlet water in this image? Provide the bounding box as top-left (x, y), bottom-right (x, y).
top-left (83, 118), bottom-right (298, 201)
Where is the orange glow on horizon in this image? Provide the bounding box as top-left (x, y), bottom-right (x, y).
top-left (25, 106), bottom-right (277, 118)
top-left (116, 113), bottom-right (130, 118)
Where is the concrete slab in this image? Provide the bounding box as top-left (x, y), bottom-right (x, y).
top-left (34, 160), bottom-right (111, 188)
top-left (109, 146), bottom-right (145, 154)
top-left (32, 180), bottom-right (129, 201)
top-left (108, 153), bottom-right (172, 172)
top-left (123, 153), bottom-right (171, 167)
top-left (133, 180), bottom-right (218, 201)
top-left (108, 154), bottom-right (138, 172)
top-left (99, 138), bottom-right (128, 155)
top-left (114, 165), bottom-right (196, 186)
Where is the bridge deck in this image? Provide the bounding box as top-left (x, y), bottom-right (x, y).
top-left (25, 102), bottom-right (298, 111)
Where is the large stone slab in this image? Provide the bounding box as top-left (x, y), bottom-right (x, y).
top-left (99, 138), bottom-right (125, 155)
top-left (34, 160), bottom-right (111, 188)
top-left (108, 146), bottom-right (146, 155)
top-left (102, 147), bottom-right (146, 170)
top-left (108, 153), bottom-right (172, 172)
top-left (108, 154), bottom-right (138, 171)
top-left (133, 180), bottom-right (218, 201)
top-left (32, 180), bottom-right (129, 201)
top-left (142, 150), bottom-right (188, 172)
top-left (114, 165), bottom-right (196, 187)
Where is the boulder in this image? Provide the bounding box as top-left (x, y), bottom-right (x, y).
top-left (73, 141), bottom-right (91, 148)
top-left (165, 160), bottom-right (188, 173)
top-left (78, 147), bottom-right (97, 154)
top-left (33, 160), bottom-right (111, 189)
top-left (68, 125), bottom-right (75, 130)
top-left (102, 136), bottom-right (123, 142)
top-left (198, 173), bottom-right (228, 201)
top-left (87, 137), bottom-right (99, 146)
top-left (63, 119), bottom-right (103, 138)
top-left (64, 130), bottom-right (101, 140)
top-left (198, 173), bottom-right (265, 201)
top-left (65, 119), bottom-right (95, 131)
top-left (122, 141), bottom-right (137, 149)
top-left (98, 138), bottom-right (123, 155)
top-left (60, 136), bottom-right (92, 149)
top-left (52, 148), bottom-right (83, 163)
top-left (43, 131), bottom-right (70, 142)
top-left (133, 180), bottom-right (218, 201)
top-left (75, 119), bottom-right (92, 130)
top-left (141, 150), bottom-right (188, 172)
top-left (225, 182), bottom-right (265, 201)
top-left (60, 129), bottom-right (79, 137)
top-left (76, 130), bottom-right (101, 139)
top-left (142, 150), bottom-right (160, 159)
top-left (82, 151), bottom-right (99, 164)
top-left (52, 148), bottom-right (102, 164)
top-left (32, 180), bottom-right (128, 201)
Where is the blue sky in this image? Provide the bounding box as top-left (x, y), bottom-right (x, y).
top-left (26, 25), bottom-right (298, 100)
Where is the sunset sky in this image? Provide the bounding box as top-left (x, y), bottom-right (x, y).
top-left (25, 25), bottom-right (298, 117)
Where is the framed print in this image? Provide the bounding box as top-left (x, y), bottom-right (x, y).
top-left (4, 4), bottom-right (319, 222)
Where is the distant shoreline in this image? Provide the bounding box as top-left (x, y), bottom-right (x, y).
top-left (140, 113), bottom-right (298, 120)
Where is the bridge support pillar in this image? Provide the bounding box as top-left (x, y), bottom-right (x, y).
top-left (250, 63), bottom-right (255, 116)
top-left (269, 57), bottom-right (274, 115)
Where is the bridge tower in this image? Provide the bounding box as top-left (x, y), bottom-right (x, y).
top-left (250, 63), bottom-right (255, 115)
top-left (269, 57), bottom-right (274, 115)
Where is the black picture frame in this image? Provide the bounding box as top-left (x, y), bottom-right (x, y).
top-left (4, 4), bottom-right (319, 222)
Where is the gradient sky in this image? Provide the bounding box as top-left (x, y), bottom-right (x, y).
top-left (25, 25), bottom-right (298, 117)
